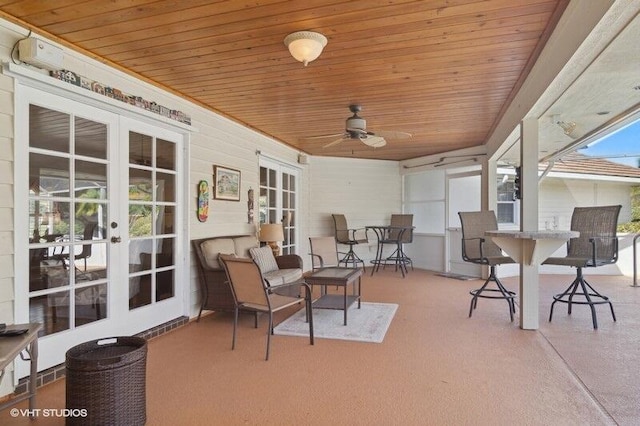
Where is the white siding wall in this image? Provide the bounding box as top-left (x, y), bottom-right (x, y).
top-left (0, 20), bottom-right (310, 321)
top-left (306, 156), bottom-right (401, 266)
top-left (0, 22), bottom-right (19, 397)
top-left (0, 19), bottom-right (404, 339)
top-left (539, 178), bottom-right (632, 230)
top-left (0, 18), bottom-right (327, 395)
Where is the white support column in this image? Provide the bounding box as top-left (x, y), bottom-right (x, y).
top-left (481, 157), bottom-right (498, 212)
top-left (481, 157), bottom-right (498, 281)
top-left (520, 118), bottom-right (540, 329)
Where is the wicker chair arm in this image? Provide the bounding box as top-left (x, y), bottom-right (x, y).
top-left (267, 279), bottom-right (309, 300)
top-left (267, 278), bottom-right (304, 293)
top-left (275, 254), bottom-right (303, 269)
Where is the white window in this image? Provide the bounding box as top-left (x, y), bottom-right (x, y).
top-left (497, 175), bottom-right (519, 225)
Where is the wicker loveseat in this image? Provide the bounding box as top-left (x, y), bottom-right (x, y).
top-left (192, 235), bottom-right (303, 321)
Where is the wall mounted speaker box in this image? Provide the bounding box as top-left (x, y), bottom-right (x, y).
top-left (18, 37), bottom-right (64, 71)
top-left (298, 154), bottom-right (310, 165)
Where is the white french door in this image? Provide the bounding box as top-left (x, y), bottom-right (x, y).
top-left (117, 118), bottom-right (184, 330)
top-left (259, 159), bottom-right (299, 255)
top-left (15, 86), bottom-right (185, 375)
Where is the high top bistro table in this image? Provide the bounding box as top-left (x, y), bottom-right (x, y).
top-left (485, 230), bottom-right (578, 330)
top-left (366, 225), bottom-right (415, 277)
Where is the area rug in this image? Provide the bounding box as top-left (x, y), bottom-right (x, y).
top-left (274, 302), bottom-right (398, 343)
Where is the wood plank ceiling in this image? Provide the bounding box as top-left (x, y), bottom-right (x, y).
top-left (0, 0), bottom-right (568, 161)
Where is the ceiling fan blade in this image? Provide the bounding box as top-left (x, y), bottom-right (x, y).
top-left (304, 132), bottom-right (346, 140)
top-left (361, 135), bottom-right (386, 148)
top-left (323, 137), bottom-right (347, 148)
top-left (371, 130), bottom-right (412, 140)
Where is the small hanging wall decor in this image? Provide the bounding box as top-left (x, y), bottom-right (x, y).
top-left (247, 188), bottom-right (254, 224)
top-left (197, 180), bottom-right (209, 222)
top-left (50, 69), bottom-right (191, 125)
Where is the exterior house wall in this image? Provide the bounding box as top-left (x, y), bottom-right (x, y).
top-left (0, 19), bottom-right (405, 395)
top-left (403, 166), bottom-right (638, 278)
top-left (498, 176), bottom-right (636, 277)
top-left (0, 24), bottom-right (305, 322)
top-left (0, 21), bottom-right (21, 397)
top-left (306, 156), bottom-right (402, 266)
top-left (538, 177), bottom-right (632, 230)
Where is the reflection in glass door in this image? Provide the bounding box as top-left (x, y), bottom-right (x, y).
top-left (17, 87), bottom-right (185, 375)
top-left (27, 105), bottom-right (109, 337)
top-left (127, 131), bottom-right (177, 310)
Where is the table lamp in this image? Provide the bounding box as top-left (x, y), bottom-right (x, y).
top-left (259, 223), bottom-right (284, 257)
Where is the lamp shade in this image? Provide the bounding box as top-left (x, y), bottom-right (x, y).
top-left (259, 223), bottom-right (284, 242)
top-left (284, 31), bottom-right (327, 66)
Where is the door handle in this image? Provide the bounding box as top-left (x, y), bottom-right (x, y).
top-left (110, 236), bottom-right (122, 243)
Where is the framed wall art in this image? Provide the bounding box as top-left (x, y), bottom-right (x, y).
top-left (213, 165), bottom-right (241, 201)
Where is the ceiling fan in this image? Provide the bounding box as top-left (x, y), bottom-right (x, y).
top-left (306, 104), bottom-right (412, 148)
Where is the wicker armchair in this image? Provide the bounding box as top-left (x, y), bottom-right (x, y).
top-left (458, 211), bottom-right (516, 321)
top-left (219, 255), bottom-right (313, 360)
top-left (542, 205), bottom-right (621, 329)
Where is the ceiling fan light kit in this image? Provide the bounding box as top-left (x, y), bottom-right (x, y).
top-left (346, 104), bottom-right (367, 131)
top-left (284, 31), bottom-right (327, 66)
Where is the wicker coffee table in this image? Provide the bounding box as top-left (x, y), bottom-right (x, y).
top-left (305, 267), bottom-right (363, 325)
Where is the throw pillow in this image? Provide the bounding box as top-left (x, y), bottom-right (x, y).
top-left (249, 246), bottom-right (279, 273)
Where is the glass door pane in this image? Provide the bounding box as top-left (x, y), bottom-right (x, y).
top-left (18, 87), bottom-right (185, 376)
top-left (128, 132), bottom-right (177, 310)
top-left (259, 161), bottom-right (299, 255)
top-left (27, 105), bottom-right (109, 336)
top-left (282, 172), bottom-right (296, 255)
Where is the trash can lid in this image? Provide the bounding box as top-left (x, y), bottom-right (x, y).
top-left (66, 337), bottom-right (147, 371)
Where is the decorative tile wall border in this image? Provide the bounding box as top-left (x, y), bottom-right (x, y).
top-left (13, 316), bottom-right (189, 396)
top-left (50, 69), bottom-right (191, 125)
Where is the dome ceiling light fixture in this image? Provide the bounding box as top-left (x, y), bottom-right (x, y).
top-left (284, 31), bottom-right (327, 66)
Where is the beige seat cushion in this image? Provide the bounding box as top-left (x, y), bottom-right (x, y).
top-left (263, 269), bottom-right (303, 286)
top-left (200, 238), bottom-right (235, 269)
top-left (249, 246), bottom-right (279, 274)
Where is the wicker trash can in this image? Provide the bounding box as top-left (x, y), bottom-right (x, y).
top-left (65, 336), bottom-right (147, 426)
